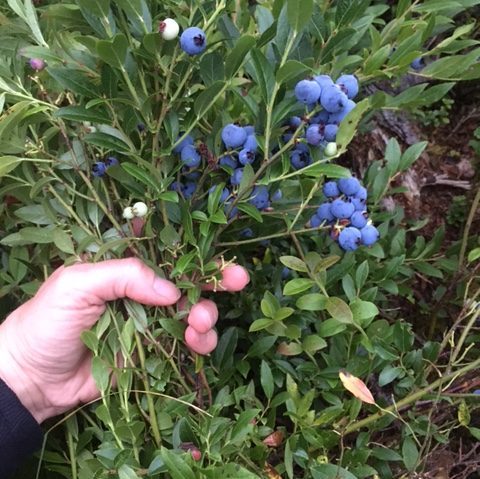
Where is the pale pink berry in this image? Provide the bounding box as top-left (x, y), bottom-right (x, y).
top-left (159, 18), bottom-right (180, 40)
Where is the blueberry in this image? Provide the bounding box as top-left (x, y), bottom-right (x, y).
top-left (310, 110), bottom-right (330, 125)
top-left (244, 125), bottom-right (255, 135)
top-left (173, 134), bottom-right (194, 154)
top-left (137, 123), bottom-right (146, 132)
top-left (239, 148), bottom-right (255, 165)
top-left (249, 186), bottom-right (269, 210)
top-left (294, 79), bottom-right (322, 104)
top-left (92, 161), bottom-right (106, 177)
top-left (244, 134), bottom-right (258, 152)
top-left (225, 202), bottom-right (239, 219)
top-left (290, 149), bottom-right (312, 170)
top-left (271, 190), bottom-right (282, 202)
top-left (289, 116), bottom-right (302, 129)
top-left (183, 169), bottom-right (201, 181)
top-left (281, 267), bottom-right (291, 279)
top-left (338, 227), bottom-right (362, 251)
top-left (328, 99), bottom-right (356, 124)
top-left (222, 123), bottom-right (247, 149)
top-left (180, 145), bottom-right (201, 168)
top-left (306, 124), bottom-right (325, 146)
top-left (180, 27), bottom-right (207, 55)
top-left (316, 202), bottom-right (335, 223)
top-left (170, 181), bottom-right (184, 193)
top-left (105, 156), bottom-right (118, 168)
top-left (410, 57), bottom-right (425, 70)
top-left (209, 186), bottom-right (230, 203)
top-left (323, 181), bottom-right (340, 198)
top-left (241, 227), bottom-right (254, 238)
top-left (351, 197), bottom-right (366, 211)
top-left (313, 74), bottom-right (334, 90)
top-left (330, 198), bottom-right (355, 219)
top-left (350, 211), bottom-right (368, 229)
top-left (338, 177), bottom-right (361, 196)
top-left (219, 154), bottom-right (237, 169)
top-left (324, 124), bottom-right (338, 142)
top-left (183, 182), bottom-right (196, 198)
top-left (360, 225), bottom-right (379, 246)
top-left (336, 74), bottom-right (359, 99)
top-left (354, 186), bottom-right (367, 202)
top-left (320, 85), bottom-right (348, 113)
top-left (310, 214), bottom-right (323, 227)
top-left (230, 168), bottom-right (244, 186)
top-left (282, 133), bottom-right (294, 143)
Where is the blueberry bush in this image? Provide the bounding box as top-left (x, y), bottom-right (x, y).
top-left (1, 0), bottom-right (480, 477)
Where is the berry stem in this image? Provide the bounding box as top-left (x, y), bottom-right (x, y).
top-left (458, 184), bottom-right (480, 268)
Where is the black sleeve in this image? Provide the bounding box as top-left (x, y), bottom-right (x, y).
top-left (0, 378), bottom-right (44, 479)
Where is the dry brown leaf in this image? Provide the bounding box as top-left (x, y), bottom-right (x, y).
top-left (339, 369), bottom-right (376, 405)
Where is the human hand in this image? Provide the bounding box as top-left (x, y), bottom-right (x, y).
top-left (0, 258), bottom-right (249, 423)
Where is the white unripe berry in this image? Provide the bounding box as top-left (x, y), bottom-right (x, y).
top-left (132, 201), bottom-right (148, 217)
top-left (159, 18), bottom-right (180, 40)
top-left (122, 206), bottom-right (134, 220)
top-left (325, 142), bottom-right (338, 157)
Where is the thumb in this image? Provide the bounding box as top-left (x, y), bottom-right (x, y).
top-left (36, 258), bottom-right (181, 310)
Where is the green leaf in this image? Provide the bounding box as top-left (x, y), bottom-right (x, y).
top-left (277, 341), bottom-right (303, 356)
top-left (237, 203), bottom-right (263, 223)
top-left (250, 49), bottom-right (275, 104)
top-left (225, 35), bottom-right (256, 78)
top-left (230, 409), bottom-right (260, 445)
top-left (283, 278), bottom-right (314, 295)
top-left (318, 318), bottom-right (347, 337)
top-left (378, 365), bottom-right (402, 387)
top-left (302, 162), bottom-right (351, 179)
top-left (336, 98), bottom-right (370, 152)
top-left (54, 106), bottom-right (110, 124)
top-left (279, 255), bottom-right (308, 272)
top-left (249, 318), bottom-right (275, 332)
top-left (0, 156), bottom-right (23, 176)
top-left (53, 228), bottom-right (75, 254)
top-left (400, 141), bottom-right (428, 171)
top-left (302, 334), bottom-right (327, 354)
top-left (118, 465), bottom-right (141, 479)
top-left (47, 67), bottom-right (99, 97)
top-left (115, 0), bottom-right (152, 34)
top-left (76, 0), bottom-right (110, 18)
top-left (260, 360), bottom-right (274, 399)
top-left (296, 293), bottom-right (327, 311)
top-left (350, 299), bottom-right (379, 326)
top-left (261, 291), bottom-right (280, 318)
top-left (160, 447), bottom-right (195, 479)
top-left (200, 53), bottom-right (225, 86)
top-left (287, 0), bottom-right (313, 32)
top-left (159, 224), bottom-right (180, 247)
top-left (325, 297), bottom-right (353, 324)
top-left (84, 132), bottom-right (131, 152)
top-left (194, 81), bottom-right (227, 118)
top-left (371, 447), bottom-right (403, 461)
top-left (469, 427), bottom-right (480, 441)
top-left (402, 437), bottom-right (419, 472)
top-left (276, 60), bottom-right (311, 84)
top-left (97, 34), bottom-right (128, 69)
top-left (121, 163), bottom-right (160, 192)
top-left (91, 356), bottom-right (110, 392)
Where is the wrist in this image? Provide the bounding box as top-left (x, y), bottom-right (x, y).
top-left (0, 319), bottom-right (49, 423)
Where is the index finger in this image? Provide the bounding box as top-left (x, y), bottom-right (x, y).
top-left (202, 264), bottom-right (250, 292)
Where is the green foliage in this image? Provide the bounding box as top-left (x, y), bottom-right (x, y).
top-left (0, 0), bottom-right (479, 478)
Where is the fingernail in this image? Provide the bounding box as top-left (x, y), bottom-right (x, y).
top-left (153, 277), bottom-right (181, 302)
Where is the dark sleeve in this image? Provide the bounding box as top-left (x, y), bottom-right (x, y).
top-left (0, 378), bottom-right (44, 479)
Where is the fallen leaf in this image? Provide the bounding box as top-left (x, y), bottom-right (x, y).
top-left (339, 369), bottom-right (376, 405)
top-left (262, 430), bottom-right (284, 447)
top-left (264, 462), bottom-right (282, 479)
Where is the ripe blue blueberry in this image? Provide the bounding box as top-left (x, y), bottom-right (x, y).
top-left (183, 169), bottom-right (201, 181)
top-left (313, 74), bottom-right (334, 91)
top-left (354, 185), bottom-right (367, 202)
top-left (180, 145), bottom-right (201, 168)
top-left (338, 177), bottom-right (361, 196)
top-left (324, 124), bottom-right (338, 142)
top-left (320, 85), bottom-right (348, 113)
top-left (323, 181), bottom-right (340, 198)
top-left (222, 123), bottom-right (247, 149)
top-left (239, 148), bottom-right (255, 165)
top-left (281, 267), bottom-right (291, 279)
top-left (243, 134), bottom-right (258, 152)
top-left (230, 168), bottom-right (244, 186)
top-left (328, 99), bottom-right (356, 124)
top-left (219, 154), bottom-right (237, 169)
top-left (241, 227), bottom-right (254, 238)
top-left (209, 186), bottom-right (231, 203)
top-left (310, 110), bottom-right (330, 125)
top-left (92, 161), bottom-right (106, 177)
top-left (290, 149), bottom-right (312, 170)
top-left (294, 79), bottom-right (321, 104)
top-left (338, 227), bottom-right (362, 251)
top-left (249, 186), bottom-right (269, 210)
top-left (244, 125), bottom-right (255, 135)
top-left (336, 74), bottom-right (359, 99)
top-left (411, 57), bottom-right (425, 70)
top-left (105, 156), bottom-right (118, 168)
top-left (330, 198), bottom-right (355, 219)
top-left (310, 214), bottom-right (323, 228)
top-left (316, 202), bottom-right (335, 223)
top-left (271, 190), bottom-right (282, 202)
top-left (180, 27), bottom-right (207, 55)
top-left (170, 181), bottom-right (184, 193)
top-left (306, 124), bottom-right (325, 146)
top-left (289, 116), bottom-right (302, 129)
top-left (360, 225), bottom-right (379, 246)
top-left (137, 123), bottom-right (146, 132)
top-left (350, 211), bottom-right (368, 229)
top-left (173, 134), bottom-right (194, 154)
top-left (351, 186), bottom-right (367, 210)
top-left (183, 182), bottom-right (196, 199)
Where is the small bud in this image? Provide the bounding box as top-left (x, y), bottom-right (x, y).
top-left (29, 58), bottom-right (45, 71)
top-left (122, 206), bottom-right (134, 220)
top-left (159, 18), bottom-right (180, 40)
top-left (324, 142), bottom-right (338, 157)
top-left (190, 448), bottom-right (202, 461)
top-left (132, 201), bottom-right (148, 217)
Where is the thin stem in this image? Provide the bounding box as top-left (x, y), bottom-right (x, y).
top-left (459, 185), bottom-right (480, 268)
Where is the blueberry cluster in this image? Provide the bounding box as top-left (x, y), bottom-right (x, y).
top-left (310, 177), bottom-right (379, 251)
top-left (92, 156), bottom-right (118, 177)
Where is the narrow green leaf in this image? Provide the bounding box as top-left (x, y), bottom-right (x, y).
top-left (225, 35), bottom-right (256, 78)
top-left (287, 0), bottom-right (313, 32)
top-left (260, 360), bottom-right (274, 399)
top-left (283, 278), bottom-right (314, 295)
top-left (160, 447), bottom-right (196, 479)
top-left (279, 255), bottom-right (308, 272)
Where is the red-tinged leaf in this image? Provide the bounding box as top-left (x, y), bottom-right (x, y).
top-left (277, 341), bottom-right (303, 356)
top-left (262, 430), bottom-right (284, 447)
top-left (339, 369), bottom-right (376, 405)
top-left (264, 463), bottom-right (282, 479)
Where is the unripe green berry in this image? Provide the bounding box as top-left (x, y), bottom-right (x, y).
top-left (325, 142), bottom-right (338, 156)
